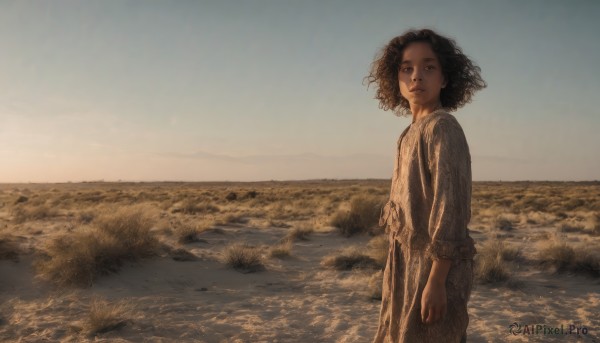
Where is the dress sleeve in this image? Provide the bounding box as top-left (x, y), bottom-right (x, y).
top-left (424, 118), bottom-right (476, 261)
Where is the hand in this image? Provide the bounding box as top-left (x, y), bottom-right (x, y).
top-left (421, 280), bottom-right (447, 324)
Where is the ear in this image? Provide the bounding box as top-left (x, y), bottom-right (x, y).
top-left (441, 76), bottom-right (447, 89)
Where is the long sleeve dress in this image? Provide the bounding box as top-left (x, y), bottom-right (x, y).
top-left (372, 109), bottom-right (477, 343)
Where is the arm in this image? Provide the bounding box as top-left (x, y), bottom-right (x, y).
top-left (421, 258), bottom-right (452, 324)
top-left (420, 117), bottom-right (475, 324)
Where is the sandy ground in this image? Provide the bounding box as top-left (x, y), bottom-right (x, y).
top-left (1, 221), bottom-right (600, 342)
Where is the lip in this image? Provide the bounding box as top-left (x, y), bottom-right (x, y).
top-left (409, 87), bottom-right (425, 92)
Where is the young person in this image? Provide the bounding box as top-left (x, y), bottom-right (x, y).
top-left (366, 28), bottom-right (486, 343)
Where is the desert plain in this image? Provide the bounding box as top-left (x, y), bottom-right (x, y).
top-left (0, 180), bottom-right (599, 342)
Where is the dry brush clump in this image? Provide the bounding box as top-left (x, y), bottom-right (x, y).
top-left (0, 233), bottom-right (21, 262)
top-left (321, 246), bottom-right (380, 271)
top-left (491, 214), bottom-right (517, 231)
top-left (367, 234), bottom-right (389, 268)
top-left (222, 242), bottom-right (265, 273)
top-left (173, 221), bottom-right (211, 244)
top-left (11, 203), bottom-right (60, 224)
top-left (81, 297), bottom-right (131, 336)
top-left (474, 238), bottom-right (520, 284)
top-left (268, 240), bottom-right (293, 259)
top-left (368, 270), bottom-right (384, 300)
top-left (34, 205), bottom-right (161, 287)
top-left (537, 240), bottom-right (600, 277)
top-left (169, 197), bottom-right (220, 215)
top-left (330, 195), bottom-right (385, 237)
top-left (282, 224), bottom-right (314, 243)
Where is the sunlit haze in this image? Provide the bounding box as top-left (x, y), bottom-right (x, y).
top-left (1, 0), bottom-right (599, 182)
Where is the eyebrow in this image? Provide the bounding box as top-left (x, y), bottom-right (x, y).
top-left (400, 57), bottom-right (437, 65)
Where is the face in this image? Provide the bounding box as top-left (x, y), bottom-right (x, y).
top-left (398, 42), bottom-right (446, 111)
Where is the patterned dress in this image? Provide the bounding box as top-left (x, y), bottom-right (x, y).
top-left (372, 109), bottom-right (477, 343)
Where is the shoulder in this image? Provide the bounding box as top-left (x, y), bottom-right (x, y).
top-left (421, 110), bottom-right (466, 143)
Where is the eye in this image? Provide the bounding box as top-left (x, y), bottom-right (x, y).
top-left (400, 67), bottom-right (412, 73)
top-left (425, 65), bottom-right (436, 70)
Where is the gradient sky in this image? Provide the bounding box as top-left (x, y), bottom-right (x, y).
top-left (1, 0), bottom-right (599, 182)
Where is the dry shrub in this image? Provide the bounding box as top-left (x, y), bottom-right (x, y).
top-left (94, 206), bottom-right (160, 259)
top-left (222, 242), bottom-right (264, 272)
top-left (321, 246), bottom-right (380, 271)
top-left (537, 241), bottom-right (600, 277)
top-left (283, 224), bottom-right (314, 242)
top-left (169, 247), bottom-right (199, 261)
top-left (537, 241), bottom-right (575, 271)
top-left (35, 205), bottom-right (160, 287)
top-left (367, 234), bottom-right (389, 268)
top-left (268, 240), bottom-right (292, 259)
top-left (175, 222), bottom-right (210, 244)
top-left (268, 220), bottom-right (291, 228)
top-left (221, 213), bottom-right (250, 225)
top-left (368, 270), bottom-right (383, 300)
top-left (84, 297), bottom-right (130, 336)
top-left (557, 223), bottom-right (585, 233)
top-left (14, 195), bottom-right (28, 204)
top-left (330, 195), bottom-right (384, 237)
top-left (571, 250), bottom-right (600, 277)
top-left (590, 212), bottom-right (600, 236)
top-left (520, 211), bottom-right (557, 226)
top-left (176, 199), bottom-right (219, 215)
top-left (492, 214), bottom-right (516, 231)
top-left (78, 210), bottom-right (95, 224)
top-left (0, 234), bottom-right (20, 261)
top-left (474, 238), bottom-right (514, 284)
top-left (36, 231), bottom-right (125, 287)
top-left (12, 204), bottom-right (60, 223)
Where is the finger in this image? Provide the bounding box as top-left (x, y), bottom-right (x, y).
top-left (421, 306), bottom-right (429, 324)
top-left (426, 306), bottom-right (436, 324)
top-left (430, 306), bottom-right (439, 324)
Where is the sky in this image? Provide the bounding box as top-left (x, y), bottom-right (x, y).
top-left (1, 0), bottom-right (599, 182)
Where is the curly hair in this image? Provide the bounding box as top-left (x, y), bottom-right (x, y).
top-left (365, 28), bottom-right (487, 116)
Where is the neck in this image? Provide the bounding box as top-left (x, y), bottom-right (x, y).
top-left (410, 103), bottom-right (443, 123)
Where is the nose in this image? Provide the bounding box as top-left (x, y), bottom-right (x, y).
top-left (412, 68), bottom-right (423, 82)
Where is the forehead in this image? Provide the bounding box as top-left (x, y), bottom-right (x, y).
top-left (400, 42), bottom-right (439, 64)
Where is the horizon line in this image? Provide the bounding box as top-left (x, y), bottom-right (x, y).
top-left (1, 178), bottom-right (599, 185)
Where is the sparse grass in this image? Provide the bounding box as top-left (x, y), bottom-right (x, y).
top-left (34, 205), bottom-right (161, 287)
top-left (222, 242), bottom-right (265, 273)
top-left (330, 195), bottom-right (384, 237)
top-left (84, 297), bottom-right (130, 336)
top-left (321, 246), bottom-right (380, 271)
